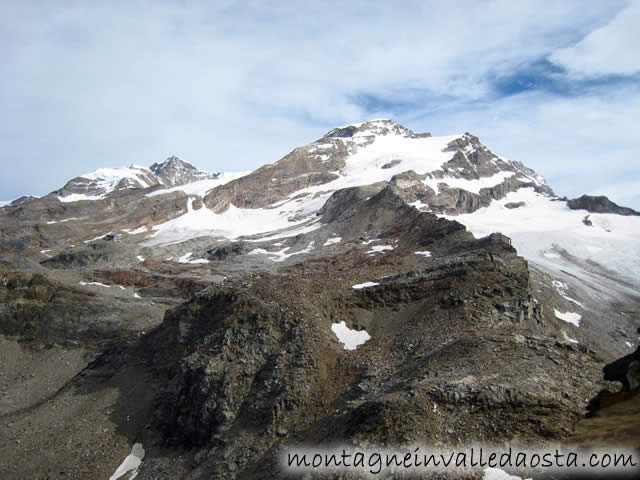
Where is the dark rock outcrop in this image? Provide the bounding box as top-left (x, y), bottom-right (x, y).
top-left (604, 342), bottom-right (640, 392)
top-left (568, 195), bottom-right (639, 216)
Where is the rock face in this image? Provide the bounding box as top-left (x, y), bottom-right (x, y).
top-left (568, 194), bottom-right (639, 216)
top-left (569, 342), bottom-right (640, 449)
top-left (0, 267), bottom-right (164, 344)
top-left (604, 341), bottom-right (640, 392)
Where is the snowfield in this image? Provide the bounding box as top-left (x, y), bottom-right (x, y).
top-left (146, 171), bottom-right (250, 197)
top-left (145, 195), bottom-right (324, 246)
top-left (448, 187), bottom-right (640, 287)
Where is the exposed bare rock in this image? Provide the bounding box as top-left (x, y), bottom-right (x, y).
top-left (568, 194), bottom-right (640, 216)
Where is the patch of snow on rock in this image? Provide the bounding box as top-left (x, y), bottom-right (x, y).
top-left (109, 442), bottom-right (145, 480)
top-left (367, 245), bottom-right (394, 254)
top-left (79, 281), bottom-right (111, 288)
top-left (331, 321), bottom-right (371, 350)
top-left (123, 226), bottom-right (148, 235)
top-left (352, 282), bottom-right (380, 289)
top-left (178, 252), bottom-right (209, 264)
top-left (551, 280), bottom-right (584, 308)
top-left (247, 241), bottom-right (315, 263)
top-left (554, 309), bottom-right (582, 327)
top-left (323, 236), bottom-right (342, 246)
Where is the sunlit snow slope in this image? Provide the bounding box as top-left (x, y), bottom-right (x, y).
top-left (147, 120), bottom-right (545, 245)
top-left (449, 187), bottom-right (640, 287)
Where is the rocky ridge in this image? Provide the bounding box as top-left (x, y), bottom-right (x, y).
top-left (568, 194), bottom-right (640, 216)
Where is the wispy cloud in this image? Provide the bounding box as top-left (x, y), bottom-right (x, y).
top-left (550, 1), bottom-right (640, 77)
top-left (1, 0), bottom-right (638, 207)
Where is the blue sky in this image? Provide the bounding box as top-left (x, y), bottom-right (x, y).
top-left (1, 0), bottom-right (639, 208)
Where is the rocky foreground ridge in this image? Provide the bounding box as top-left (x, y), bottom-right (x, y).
top-left (0, 120), bottom-right (639, 479)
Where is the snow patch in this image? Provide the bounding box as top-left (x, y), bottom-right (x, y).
top-left (247, 241), bottom-right (315, 263)
top-left (109, 443), bottom-right (145, 480)
top-left (323, 236), bottom-right (342, 246)
top-left (423, 171), bottom-right (516, 195)
top-left (554, 309), bottom-right (582, 327)
top-left (352, 281), bottom-right (380, 289)
top-left (123, 226), bottom-right (149, 235)
top-left (79, 281), bottom-right (110, 288)
top-left (331, 321), bottom-right (371, 350)
top-left (136, 255), bottom-right (145, 262)
top-left (415, 250), bottom-right (432, 257)
top-left (551, 280), bottom-right (584, 308)
top-left (367, 245), bottom-right (394, 254)
top-left (178, 252), bottom-right (209, 264)
top-left (562, 331), bottom-right (579, 344)
top-left (409, 200), bottom-right (429, 210)
top-left (84, 232), bottom-right (113, 243)
top-left (58, 193), bottom-right (105, 203)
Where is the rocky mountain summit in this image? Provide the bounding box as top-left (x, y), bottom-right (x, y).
top-left (150, 156), bottom-right (220, 187)
top-left (1, 120), bottom-right (639, 479)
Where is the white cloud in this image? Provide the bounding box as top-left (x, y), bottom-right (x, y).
top-left (550, 0), bottom-right (640, 77)
top-left (0, 0), bottom-right (636, 208)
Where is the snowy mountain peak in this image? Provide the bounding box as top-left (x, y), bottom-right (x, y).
top-left (53, 156), bottom-right (221, 202)
top-left (56, 165), bottom-right (161, 202)
top-left (149, 155), bottom-right (188, 172)
top-left (150, 156), bottom-right (219, 187)
top-left (324, 119), bottom-right (431, 140)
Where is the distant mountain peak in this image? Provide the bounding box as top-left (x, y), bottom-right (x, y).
top-left (150, 155), bottom-right (193, 172)
top-left (323, 119), bottom-right (431, 140)
top-left (149, 156), bottom-right (219, 187)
